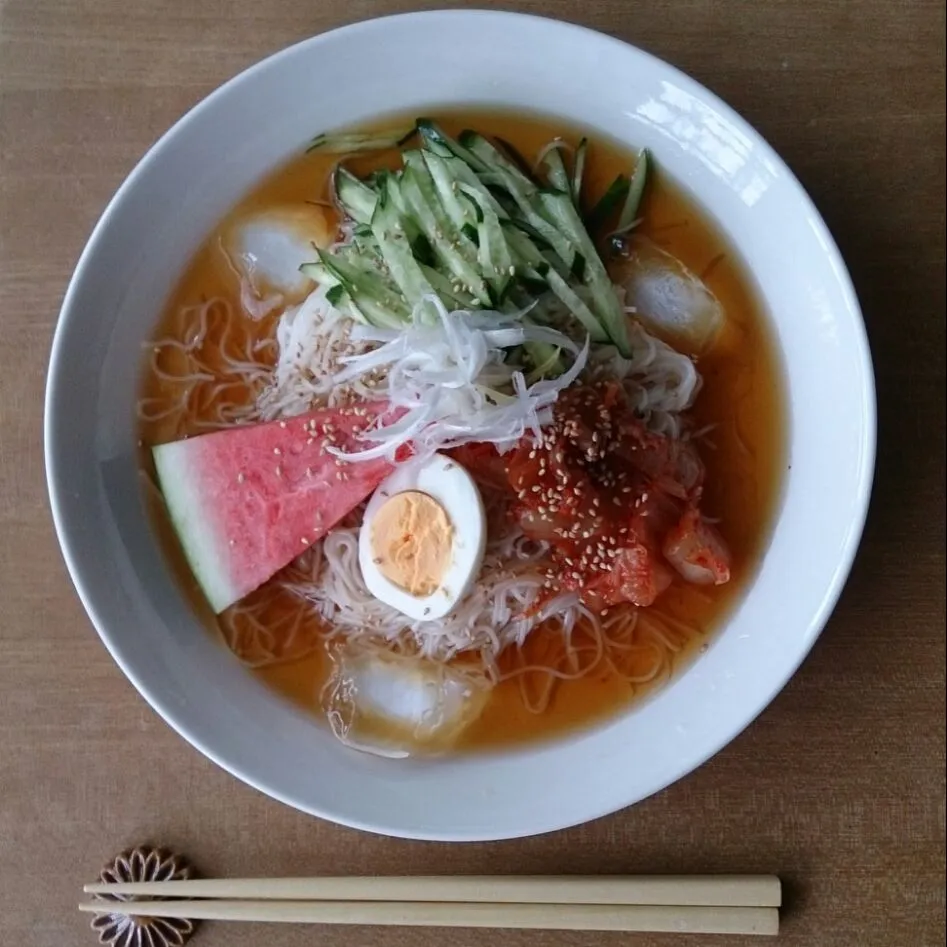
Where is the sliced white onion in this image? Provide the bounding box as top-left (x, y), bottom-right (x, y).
top-left (330, 295), bottom-right (588, 462)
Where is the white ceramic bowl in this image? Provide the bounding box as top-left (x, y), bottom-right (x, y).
top-left (45, 11), bottom-right (875, 840)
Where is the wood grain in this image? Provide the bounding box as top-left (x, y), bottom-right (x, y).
top-left (0, 2), bottom-right (944, 946)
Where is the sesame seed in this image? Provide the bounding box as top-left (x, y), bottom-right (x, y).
top-left (237, 472), bottom-right (245, 484)
top-left (300, 537), bottom-right (310, 545)
top-left (273, 446), bottom-right (282, 455)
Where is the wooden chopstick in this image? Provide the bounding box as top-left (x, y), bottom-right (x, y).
top-left (82, 873), bottom-right (781, 907)
top-left (77, 899), bottom-right (779, 934)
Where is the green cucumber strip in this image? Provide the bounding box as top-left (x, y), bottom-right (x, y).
top-left (416, 119), bottom-right (491, 171)
top-left (432, 153), bottom-right (515, 227)
top-left (464, 137), bottom-right (581, 270)
top-left (544, 270), bottom-right (609, 342)
top-left (494, 174), bottom-right (576, 268)
top-left (308, 126), bottom-right (415, 154)
top-left (518, 274), bottom-right (551, 297)
top-left (410, 233), bottom-right (436, 267)
top-left (586, 174), bottom-right (630, 232)
top-left (494, 137), bottom-right (535, 177)
top-left (459, 136), bottom-right (578, 271)
top-left (422, 140), bottom-right (538, 292)
top-left (299, 261), bottom-right (337, 285)
top-left (398, 164), bottom-right (491, 306)
top-left (341, 288), bottom-right (405, 329)
top-left (614, 148), bottom-right (650, 234)
top-left (419, 264), bottom-right (478, 309)
top-left (421, 151), bottom-right (478, 231)
top-left (325, 284), bottom-right (346, 307)
top-left (539, 142), bottom-right (571, 193)
top-left (500, 223), bottom-right (571, 282)
top-left (370, 169), bottom-right (424, 244)
top-left (350, 228), bottom-right (380, 257)
top-left (439, 163), bottom-right (567, 280)
top-left (461, 131), bottom-right (538, 190)
top-left (457, 183), bottom-right (515, 293)
top-left (537, 189), bottom-right (630, 354)
top-left (370, 177), bottom-right (438, 316)
top-left (571, 137), bottom-right (588, 206)
top-left (312, 279), bottom-right (366, 324)
top-left (333, 244), bottom-right (403, 298)
top-left (315, 249), bottom-right (409, 328)
top-left (525, 340), bottom-right (563, 381)
top-left (518, 311), bottom-right (564, 380)
top-left (334, 167), bottom-right (377, 224)
top-left (379, 170), bottom-right (409, 216)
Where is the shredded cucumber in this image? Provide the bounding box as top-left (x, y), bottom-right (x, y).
top-left (399, 162), bottom-right (491, 306)
top-left (307, 117), bottom-right (650, 372)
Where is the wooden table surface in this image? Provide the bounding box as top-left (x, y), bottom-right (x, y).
top-left (1, 2), bottom-right (944, 945)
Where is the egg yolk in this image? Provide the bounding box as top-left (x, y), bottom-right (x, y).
top-left (370, 491), bottom-right (454, 598)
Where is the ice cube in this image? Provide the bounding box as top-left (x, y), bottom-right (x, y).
top-left (322, 647), bottom-right (491, 758)
top-left (223, 204), bottom-right (335, 303)
top-left (620, 237), bottom-right (724, 352)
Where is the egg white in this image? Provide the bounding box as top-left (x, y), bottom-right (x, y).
top-left (358, 454), bottom-right (487, 621)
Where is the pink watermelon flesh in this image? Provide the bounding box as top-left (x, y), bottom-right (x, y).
top-left (152, 404), bottom-right (393, 614)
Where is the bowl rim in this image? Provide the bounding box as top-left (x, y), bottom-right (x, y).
top-left (45, 9), bottom-right (876, 840)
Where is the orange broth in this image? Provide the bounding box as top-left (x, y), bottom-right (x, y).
top-left (139, 109), bottom-right (786, 751)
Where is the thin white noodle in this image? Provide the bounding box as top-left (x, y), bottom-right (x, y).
top-left (280, 487), bottom-right (572, 664)
top-left (139, 271), bottom-right (708, 707)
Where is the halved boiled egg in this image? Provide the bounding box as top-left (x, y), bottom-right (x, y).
top-left (358, 454), bottom-right (486, 621)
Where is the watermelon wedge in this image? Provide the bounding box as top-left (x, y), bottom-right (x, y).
top-left (152, 404), bottom-right (393, 613)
